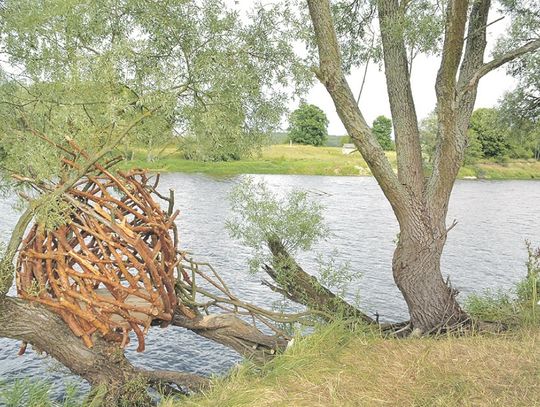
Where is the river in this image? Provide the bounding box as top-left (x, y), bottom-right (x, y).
top-left (0, 174), bottom-right (539, 401)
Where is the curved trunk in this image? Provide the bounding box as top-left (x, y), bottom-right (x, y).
top-left (393, 221), bottom-right (465, 332)
top-left (0, 297), bottom-right (209, 405)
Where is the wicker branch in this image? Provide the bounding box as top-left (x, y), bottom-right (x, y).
top-left (16, 154), bottom-right (177, 352)
top-left (13, 138), bottom-right (312, 358)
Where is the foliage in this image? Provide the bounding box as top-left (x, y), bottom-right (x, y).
top-left (371, 115), bottom-right (394, 151)
top-left (419, 110), bottom-right (438, 164)
top-left (468, 108), bottom-right (511, 159)
top-left (420, 110), bottom-right (482, 165)
top-left (315, 250), bottom-right (356, 297)
top-left (331, 0), bottom-right (444, 73)
top-left (498, 91), bottom-right (540, 160)
top-left (422, 107), bottom-right (532, 165)
top-left (496, 0), bottom-right (540, 119)
top-left (227, 177), bottom-right (329, 274)
top-left (493, 0), bottom-right (540, 160)
top-left (288, 104), bottom-right (329, 147)
top-left (0, 0), bottom-right (308, 168)
top-left (518, 241), bottom-right (540, 307)
top-left (465, 242), bottom-right (540, 327)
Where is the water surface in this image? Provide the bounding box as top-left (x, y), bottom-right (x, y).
top-left (0, 174), bottom-right (538, 399)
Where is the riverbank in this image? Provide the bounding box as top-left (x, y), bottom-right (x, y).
top-left (166, 323), bottom-right (540, 407)
top-left (119, 145), bottom-right (540, 179)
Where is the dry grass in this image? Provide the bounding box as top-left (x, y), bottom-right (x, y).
top-left (163, 324), bottom-right (540, 407)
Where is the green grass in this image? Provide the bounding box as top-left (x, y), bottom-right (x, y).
top-left (119, 145), bottom-right (388, 176)
top-left (162, 322), bottom-right (540, 407)
top-left (460, 160), bottom-right (540, 180)
top-left (119, 145), bottom-right (540, 179)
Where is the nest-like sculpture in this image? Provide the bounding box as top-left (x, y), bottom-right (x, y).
top-left (16, 160), bottom-right (179, 352)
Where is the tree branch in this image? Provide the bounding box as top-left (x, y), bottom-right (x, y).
top-left (265, 239), bottom-right (374, 325)
top-left (377, 0), bottom-right (424, 198)
top-left (306, 0), bottom-right (407, 219)
top-left (465, 38), bottom-right (540, 91)
top-left (171, 311), bottom-right (288, 363)
top-left (427, 0), bottom-right (471, 216)
top-left (0, 297), bottom-right (148, 397)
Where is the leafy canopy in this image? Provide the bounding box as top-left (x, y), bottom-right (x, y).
top-left (0, 0), bottom-right (308, 169)
top-left (227, 177), bottom-right (329, 273)
top-left (288, 103), bottom-right (329, 146)
top-left (468, 108), bottom-right (510, 159)
top-left (371, 115), bottom-right (393, 151)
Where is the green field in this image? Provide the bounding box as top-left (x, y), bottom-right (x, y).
top-left (119, 145), bottom-right (540, 179)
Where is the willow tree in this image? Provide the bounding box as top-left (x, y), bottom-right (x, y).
top-left (306, 0), bottom-right (540, 331)
top-left (0, 1), bottom-right (306, 404)
top-left (0, 0), bottom-right (305, 162)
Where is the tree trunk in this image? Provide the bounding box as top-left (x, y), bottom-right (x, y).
top-left (0, 297), bottom-right (209, 405)
top-left (263, 239), bottom-right (374, 324)
top-left (392, 218), bottom-right (465, 332)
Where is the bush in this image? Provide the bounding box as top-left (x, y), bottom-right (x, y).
top-left (371, 115), bottom-right (394, 151)
top-left (465, 242), bottom-right (540, 327)
top-left (288, 104), bottom-right (329, 146)
top-left (468, 108), bottom-right (510, 159)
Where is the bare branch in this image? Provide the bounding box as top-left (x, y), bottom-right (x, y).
top-left (427, 0), bottom-right (473, 215)
top-left (465, 38), bottom-right (540, 91)
top-left (463, 15), bottom-right (504, 41)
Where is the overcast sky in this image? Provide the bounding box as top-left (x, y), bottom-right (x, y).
top-left (306, 53), bottom-right (515, 135)
top-left (233, 0), bottom-right (516, 135)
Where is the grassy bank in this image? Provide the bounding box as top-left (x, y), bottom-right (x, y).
top-left (164, 323), bottom-right (540, 407)
top-left (119, 145), bottom-right (540, 179)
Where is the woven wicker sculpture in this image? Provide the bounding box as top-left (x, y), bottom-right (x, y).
top-left (16, 157), bottom-right (179, 352)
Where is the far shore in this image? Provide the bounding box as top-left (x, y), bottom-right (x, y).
top-left (118, 144), bottom-right (540, 180)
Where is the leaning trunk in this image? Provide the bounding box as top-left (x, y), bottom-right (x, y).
top-left (393, 220), bottom-right (465, 333)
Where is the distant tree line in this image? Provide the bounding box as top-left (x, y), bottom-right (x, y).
top-left (288, 106), bottom-right (396, 151)
top-left (421, 104), bottom-right (540, 165)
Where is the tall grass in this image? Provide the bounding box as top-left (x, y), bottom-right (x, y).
top-left (465, 241), bottom-right (540, 327)
top-left (163, 320), bottom-right (539, 407)
top-left (0, 379), bottom-right (80, 407)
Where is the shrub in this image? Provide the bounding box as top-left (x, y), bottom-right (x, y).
top-left (465, 242), bottom-right (540, 327)
top-left (371, 115), bottom-right (394, 151)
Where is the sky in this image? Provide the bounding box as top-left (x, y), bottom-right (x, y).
top-left (232, 0), bottom-right (517, 135)
top-left (305, 49), bottom-right (516, 135)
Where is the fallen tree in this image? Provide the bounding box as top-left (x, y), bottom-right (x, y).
top-left (0, 136), bottom-right (319, 405)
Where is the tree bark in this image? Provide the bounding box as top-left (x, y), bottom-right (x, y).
top-left (392, 221), bottom-right (465, 332)
top-left (171, 310), bottom-right (289, 363)
top-left (0, 297), bottom-right (209, 405)
top-left (378, 0), bottom-right (424, 198)
top-left (263, 239), bottom-right (374, 324)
